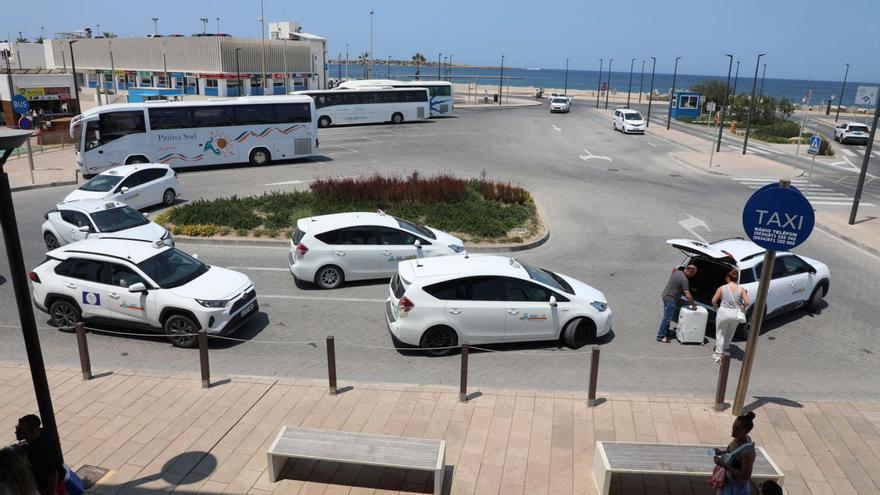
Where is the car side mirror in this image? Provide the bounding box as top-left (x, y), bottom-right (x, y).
top-left (142, 212), bottom-right (150, 218)
top-left (78, 225), bottom-right (91, 233)
top-left (549, 295), bottom-right (557, 307)
top-left (192, 253), bottom-right (199, 260)
top-left (120, 186), bottom-right (130, 193)
top-left (809, 265), bottom-right (817, 274)
top-left (128, 282), bottom-right (147, 293)
top-left (414, 240), bottom-right (421, 249)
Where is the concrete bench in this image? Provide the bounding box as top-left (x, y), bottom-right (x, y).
top-left (267, 426), bottom-right (446, 494)
top-left (593, 441), bottom-right (784, 494)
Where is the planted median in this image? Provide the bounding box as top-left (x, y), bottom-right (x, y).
top-left (155, 172), bottom-right (541, 244)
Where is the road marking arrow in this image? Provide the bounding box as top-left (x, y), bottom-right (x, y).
top-left (552, 125), bottom-right (562, 132)
top-left (678, 214), bottom-right (711, 243)
top-left (578, 148), bottom-right (612, 162)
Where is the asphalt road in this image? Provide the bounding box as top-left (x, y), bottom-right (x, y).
top-left (1, 101), bottom-right (878, 401)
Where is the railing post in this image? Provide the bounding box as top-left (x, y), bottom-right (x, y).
top-left (74, 322), bottom-right (91, 380)
top-left (326, 336), bottom-right (337, 395)
top-left (198, 330), bottom-right (210, 388)
top-left (714, 352), bottom-right (732, 411)
top-left (459, 343), bottom-right (469, 402)
top-left (588, 347), bottom-right (600, 407)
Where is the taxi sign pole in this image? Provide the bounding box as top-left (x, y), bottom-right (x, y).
top-left (732, 179), bottom-right (789, 416)
top-left (849, 90), bottom-right (880, 225)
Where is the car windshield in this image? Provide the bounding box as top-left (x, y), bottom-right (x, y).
top-left (79, 174), bottom-right (123, 192)
top-left (395, 217), bottom-right (436, 239)
top-left (137, 248), bottom-right (208, 288)
top-left (625, 112), bottom-right (643, 121)
top-left (90, 206), bottom-right (150, 233)
top-left (850, 125), bottom-right (869, 133)
top-left (521, 261), bottom-right (574, 294)
top-left (551, 98), bottom-right (567, 104)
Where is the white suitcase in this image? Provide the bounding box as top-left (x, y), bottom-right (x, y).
top-left (676, 306), bottom-right (708, 344)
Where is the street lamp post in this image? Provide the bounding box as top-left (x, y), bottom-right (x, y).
top-left (835, 63), bottom-right (849, 123)
top-left (646, 56), bottom-right (656, 127)
top-left (369, 10), bottom-right (374, 79)
top-left (234, 48), bottom-right (242, 96)
top-left (448, 54), bottom-right (453, 81)
top-left (345, 43), bottom-right (349, 80)
top-left (499, 55), bottom-right (505, 106)
top-left (638, 59), bottom-right (645, 104)
top-left (742, 53), bottom-right (766, 154)
top-left (758, 63), bottom-right (766, 101)
top-left (216, 17), bottom-right (220, 35)
top-left (563, 58), bottom-right (569, 94)
top-left (200, 17), bottom-right (208, 35)
top-left (595, 58), bottom-right (603, 109)
top-left (259, 0), bottom-right (267, 90)
top-left (732, 60), bottom-right (740, 96)
top-left (627, 57), bottom-right (635, 107)
top-left (666, 56), bottom-right (681, 130)
top-left (68, 40), bottom-right (80, 114)
top-left (162, 41), bottom-right (168, 88)
top-left (443, 56), bottom-right (448, 80)
top-left (716, 54), bottom-right (734, 152)
top-left (437, 53), bottom-right (442, 79)
top-left (604, 58), bottom-right (613, 110)
top-left (152, 17), bottom-right (159, 36)
top-left (0, 129), bottom-right (64, 466)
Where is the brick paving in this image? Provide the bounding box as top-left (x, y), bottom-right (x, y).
top-left (2, 364), bottom-right (879, 494)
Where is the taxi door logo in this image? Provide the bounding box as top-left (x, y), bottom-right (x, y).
top-left (82, 291), bottom-right (101, 306)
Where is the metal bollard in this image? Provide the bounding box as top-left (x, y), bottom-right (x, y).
top-left (74, 322), bottom-right (92, 380)
top-left (459, 344), bottom-right (469, 402)
top-left (714, 352), bottom-right (732, 411)
top-left (588, 347), bottom-right (600, 407)
top-left (326, 336), bottom-right (337, 395)
top-left (198, 330), bottom-right (210, 388)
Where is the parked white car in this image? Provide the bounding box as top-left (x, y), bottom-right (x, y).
top-left (289, 211), bottom-right (465, 289)
top-left (667, 238), bottom-right (830, 338)
top-left (64, 164), bottom-right (181, 210)
top-left (834, 122), bottom-right (870, 145)
top-left (29, 238), bottom-right (258, 347)
top-left (42, 199), bottom-right (173, 250)
top-left (612, 108), bottom-right (646, 134)
top-left (550, 97), bottom-right (571, 113)
top-left (385, 255), bottom-right (612, 355)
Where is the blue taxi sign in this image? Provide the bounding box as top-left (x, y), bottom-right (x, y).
top-left (742, 184), bottom-right (814, 251)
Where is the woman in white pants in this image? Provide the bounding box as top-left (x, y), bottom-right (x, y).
top-left (711, 269), bottom-right (750, 363)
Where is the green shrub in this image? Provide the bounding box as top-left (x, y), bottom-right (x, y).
top-left (168, 196), bottom-right (260, 230)
top-left (172, 224), bottom-right (220, 236)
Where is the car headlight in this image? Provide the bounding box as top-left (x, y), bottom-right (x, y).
top-left (196, 299), bottom-right (229, 308)
top-left (590, 301), bottom-right (608, 312)
top-left (448, 244), bottom-right (465, 253)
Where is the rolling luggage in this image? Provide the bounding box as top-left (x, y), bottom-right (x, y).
top-left (676, 306), bottom-right (708, 344)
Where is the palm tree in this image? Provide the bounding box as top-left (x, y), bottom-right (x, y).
top-left (411, 53), bottom-right (426, 80)
top-left (357, 52), bottom-right (370, 78)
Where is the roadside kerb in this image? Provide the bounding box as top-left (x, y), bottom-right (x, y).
top-left (11, 178), bottom-right (79, 193)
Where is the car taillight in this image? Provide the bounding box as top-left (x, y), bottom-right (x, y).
top-left (295, 243), bottom-right (308, 259)
top-left (28, 272), bottom-right (40, 283)
top-left (398, 296), bottom-right (414, 316)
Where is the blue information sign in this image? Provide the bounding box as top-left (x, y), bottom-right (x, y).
top-left (742, 184), bottom-right (815, 251)
top-left (808, 135), bottom-right (821, 155)
top-left (11, 94), bottom-right (29, 114)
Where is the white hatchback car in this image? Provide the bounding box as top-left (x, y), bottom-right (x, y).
top-left (612, 108), bottom-right (646, 134)
top-left (667, 238), bottom-right (830, 338)
top-left (42, 199), bottom-right (173, 250)
top-left (289, 211), bottom-right (465, 289)
top-left (64, 164), bottom-right (181, 210)
top-left (386, 255), bottom-right (612, 355)
top-left (29, 238), bottom-right (258, 347)
top-left (550, 97), bottom-right (571, 113)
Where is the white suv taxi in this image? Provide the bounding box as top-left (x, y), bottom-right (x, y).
top-left (42, 199), bottom-right (172, 250)
top-left (386, 255), bottom-right (612, 355)
top-left (289, 211), bottom-right (465, 289)
top-left (549, 97), bottom-right (571, 113)
top-left (64, 164), bottom-right (181, 210)
top-left (834, 122), bottom-right (870, 145)
top-left (29, 238), bottom-right (258, 347)
top-left (612, 108), bottom-right (646, 134)
top-left (667, 238), bottom-right (830, 338)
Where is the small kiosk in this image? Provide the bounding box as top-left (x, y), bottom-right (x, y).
top-left (670, 91), bottom-right (702, 120)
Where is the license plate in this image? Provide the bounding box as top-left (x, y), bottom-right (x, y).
top-left (241, 302), bottom-right (255, 316)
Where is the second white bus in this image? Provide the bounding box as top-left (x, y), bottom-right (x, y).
top-left (293, 88), bottom-right (430, 128)
top-left (337, 79), bottom-right (454, 117)
top-left (69, 95), bottom-right (318, 175)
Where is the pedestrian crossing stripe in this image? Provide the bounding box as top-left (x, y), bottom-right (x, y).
top-left (842, 149), bottom-right (857, 157)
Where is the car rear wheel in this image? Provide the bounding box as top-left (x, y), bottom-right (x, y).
top-left (162, 188), bottom-right (176, 206)
top-left (562, 317), bottom-right (595, 349)
top-left (164, 314), bottom-right (199, 348)
top-left (318, 116), bottom-right (331, 128)
top-left (315, 265), bottom-right (344, 289)
top-left (49, 299), bottom-right (81, 330)
top-left (44, 232), bottom-right (60, 250)
top-left (807, 285), bottom-right (825, 314)
top-left (420, 326), bottom-right (457, 357)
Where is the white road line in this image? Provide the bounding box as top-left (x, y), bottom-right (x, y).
top-left (873, 150), bottom-right (880, 157)
top-left (811, 201), bottom-right (874, 206)
top-left (646, 142), bottom-right (658, 147)
top-left (842, 148), bottom-right (857, 157)
top-left (261, 294), bottom-right (385, 303)
top-left (552, 125), bottom-right (562, 131)
top-left (579, 148), bottom-right (612, 162)
top-left (228, 266), bottom-right (290, 271)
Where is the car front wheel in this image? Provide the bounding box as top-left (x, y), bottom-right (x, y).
top-left (562, 317), bottom-right (595, 349)
top-left (49, 299), bottom-right (81, 329)
top-left (162, 188), bottom-right (176, 206)
top-left (315, 265), bottom-right (344, 289)
top-left (164, 314), bottom-right (199, 348)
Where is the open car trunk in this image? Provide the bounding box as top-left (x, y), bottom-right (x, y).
top-left (684, 257), bottom-right (736, 307)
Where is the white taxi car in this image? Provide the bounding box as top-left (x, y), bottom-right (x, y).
top-left (667, 237), bottom-right (830, 338)
top-left (612, 108), bottom-right (646, 134)
top-left (64, 164), bottom-right (181, 210)
top-left (289, 211), bottom-right (465, 289)
top-left (29, 238), bottom-right (258, 348)
top-left (386, 255), bottom-right (612, 355)
top-left (42, 199), bottom-right (172, 250)
top-left (550, 96), bottom-right (571, 113)
top-left (834, 122), bottom-right (870, 145)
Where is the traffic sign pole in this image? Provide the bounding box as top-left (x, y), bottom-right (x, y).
top-left (806, 136), bottom-right (822, 202)
top-left (849, 87), bottom-right (880, 225)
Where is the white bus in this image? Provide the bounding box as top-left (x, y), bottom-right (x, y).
top-left (69, 95), bottom-right (318, 175)
top-left (337, 79), bottom-right (454, 117)
top-left (293, 88), bottom-right (430, 128)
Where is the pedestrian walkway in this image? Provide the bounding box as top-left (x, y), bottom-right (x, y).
top-left (730, 177), bottom-right (875, 207)
top-left (1, 364), bottom-right (879, 495)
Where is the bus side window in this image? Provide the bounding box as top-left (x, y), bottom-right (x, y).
top-left (84, 121), bottom-right (102, 151)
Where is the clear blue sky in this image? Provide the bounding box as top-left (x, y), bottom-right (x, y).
top-left (5, 0), bottom-right (880, 81)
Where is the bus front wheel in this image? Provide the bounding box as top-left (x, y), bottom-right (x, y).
top-left (391, 112), bottom-right (404, 124)
top-left (249, 148), bottom-right (271, 166)
top-left (318, 116), bottom-right (332, 128)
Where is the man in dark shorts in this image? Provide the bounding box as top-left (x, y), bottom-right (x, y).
top-left (15, 414), bottom-right (64, 495)
top-left (657, 264), bottom-right (697, 343)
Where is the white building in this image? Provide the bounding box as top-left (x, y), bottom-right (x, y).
top-left (0, 69), bottom-right (76, 126)
top-left (0, 42), bottom-right (49, 69)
